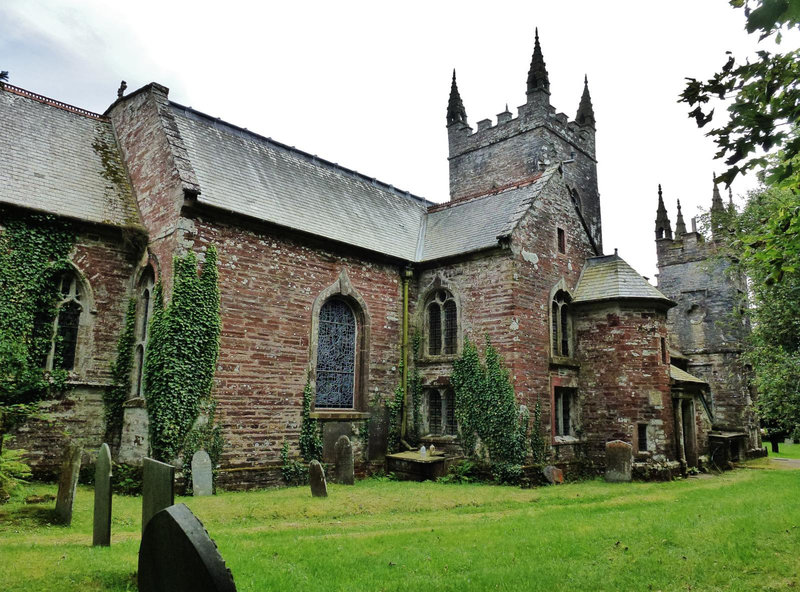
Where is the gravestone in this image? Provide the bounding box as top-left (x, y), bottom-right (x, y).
top-left (192, 450), bottom-right (213, 496)
top-left (142, 457), bottom-right (175, 533)
top-left (605, 440), bottom-right (633, 482)
top-left (542, 465), bottom-right (564, 485)
top-left (309, 460), bottom-right (328, 497)
top-left (93, 443), bottom-right (112, 546)
top-left (334, 435), bottom-right (354, 485)
top-left (139, 503), bottom-right (236, 592)
top-left (54, 444), bottom-right (82, 525)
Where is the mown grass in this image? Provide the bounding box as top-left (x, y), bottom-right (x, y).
top-left (1, 463), bottom-right (799, 591)
top-left (767, 441), bottom-right (800, 459)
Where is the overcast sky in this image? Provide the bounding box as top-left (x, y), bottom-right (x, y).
top-left (1, 1), bottom-right (776, 279)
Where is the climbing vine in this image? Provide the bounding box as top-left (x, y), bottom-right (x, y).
top-left (299, 379), bottom-right (322, 463)
top-left (408, 331), bottom-right (423, 445)
top-left (451, 337), bottom-right (527, 482)
top-left (0, 213), bottom-right (76, 456)
top-left (143, 247), bottom-right (221, 463)
top-left (386, 378), bottom-right (403, 455)
top-left (530, 397), bottom-right (548, 465)
top-left (103, 298), bottom-right (136, 447)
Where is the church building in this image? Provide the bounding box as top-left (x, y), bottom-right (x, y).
top-left (0, 33), bottom-right (761, 485)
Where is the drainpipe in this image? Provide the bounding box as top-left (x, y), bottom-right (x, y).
top-left (400, 266), bottom-right (413, 449)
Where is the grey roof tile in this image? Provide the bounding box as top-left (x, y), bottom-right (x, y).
top-left (0, 87), bottom-right (137, 227)
top-left (573, 253), bottom-right (674, 304)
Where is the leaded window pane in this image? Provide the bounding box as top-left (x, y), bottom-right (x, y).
top-left (56, 300), bottom-right (81, 370)
top-left (444, 390), bottom-right (457, 435)
top-left (315, 299), bottom-right (356, 408)
top-left (428, 390), bottom-right (442, 435)
top-left (428, 303), bottom-right (442, 355)
top-left (551, 301), bottom-right (559, 354)
top-left (560, 303), bottom-right (569, 356)
top-left (443, 300), bottom-right (457, 355)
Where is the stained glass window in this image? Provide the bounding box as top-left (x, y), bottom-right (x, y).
top-left (315, 299), bottom-right (356, 408)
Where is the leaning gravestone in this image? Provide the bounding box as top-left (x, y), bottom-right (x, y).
top-left (309, 460), bottom-right (328, 497)
top-left (192, 450), bottom-right (213, 497)
top-left (55, 444), bottom-right (82, 525)
top-left (139, 503), bottom-right (236, 592)
top-left (334, 435), bottom-right (354, 485)
top-left (93, 443), bottom-right (112, 546)
top-left (605, 440), bottom-right (633, 482)
top-left (542, 465), bottom-right (564, 485)
top-left (142, 457), bottom-right (175, 533)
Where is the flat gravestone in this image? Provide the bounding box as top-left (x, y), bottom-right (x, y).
top-left (542, 465), bottom-right (564, 485)
top-left (142, 457), bottom-right (175, 533)
top-left (605, 440), bottom-right (633, 482)
top-left (139, 503), bottom-right (236, 592)
top-left (93, 443), bottom-right (112, 546)
top-left (309, 460), bottom-right (328, 497)
top-left (55, 444), bottom-right (82, 525)
top-left (334, 435), bottom-right (354, 485)
top-left (192, 450), bottom-right (213, 497)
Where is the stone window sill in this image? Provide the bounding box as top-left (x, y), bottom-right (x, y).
top-left (553, 435), bottom-right (582, 446)
top-left (310, 411), bottom-right (371, 420)
top-left (549, 356), bottom-right (580, 369)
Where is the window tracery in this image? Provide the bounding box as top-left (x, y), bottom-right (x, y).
top-left (315, 298), bottom-right (357, 409)
top-left (551, 290), bottom-right (572, 358)
top-left (426, 290), bottom-right (458, 356)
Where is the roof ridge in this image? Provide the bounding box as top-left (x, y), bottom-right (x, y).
top-left (171, 101), bottom-right (432, 209)
top-left (2, 84), bottom-right (107, 121)
top-left (428, 171), bottom-right (545, 213)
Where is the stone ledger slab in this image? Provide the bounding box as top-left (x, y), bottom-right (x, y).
top-left (334, 435), bottom-right (354, 485)
top-left (192, 450), bottom-right (213, 496)
top-left (55, 444), bottom-right (82, 525)
top-left (605, 440), bottom-right (633, 482)
top-left (139, 503), bottom-right (236, 592)
top-left (309, 460), bottom-right (328, 497)
top-left (142, 457), bottom-right (175, 533)
top-left (93, 443), bottom-right (112, 546)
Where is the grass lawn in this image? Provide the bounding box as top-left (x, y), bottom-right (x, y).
top-left (766, 441), bottom-right (800, 459)
top-left (1, 462), bottom-right (799, 591)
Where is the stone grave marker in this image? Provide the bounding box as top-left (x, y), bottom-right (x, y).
top-left (55, 444), bottom-right (82, 525)
top-left (142, 457), bottom-right (175, 533)
top-left (309, 460), bottom-right (328, 497)
top-left (334, 435), bottom-right (354, 485)
top-left (605, 440), bottom-right (633, 482)
top-left (542, 465), bottom-right (564, 485)
top-left (139, 503), bottom-right (236, 592)
top-left (192, 450), bottom-right (213, 497)
top-left (93, 443), bottom-right (112, 546)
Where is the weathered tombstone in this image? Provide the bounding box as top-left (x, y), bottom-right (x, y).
top-left (93, 443), bottom-right (112, 546)
top-left (139, 503), bottom-right (236, 592)
top-left (542, 465), bottom-right (564, 485)
top-left (605, 440), bottom-right (633, 482)
top-left (309, 460), bottom-right (328, 497)
top-left (55, 444), bottom-right (82, 525)
top-left (334, 435), bottom-right (354, 485)
top-left (192, 450), bottom-right (213, 497)
top-left (142, 457), bottom-right (175, 533)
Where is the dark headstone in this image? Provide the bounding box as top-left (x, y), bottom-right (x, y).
top-left (55, 444), bottom-right (82, 525)
top-left (605, 440), bottom-right (633, 482)
top-left (542, 465), bottom-right (564, 485)
top-left (93, 443), bottom-right (112, 546)
top-left (138, 503), bottom-right (236, 592)
top-left (334, 435), bottom-right (354, 485)
top-left (322, 422), bottom-right (354, 463)
top-left (309, 460), bottom-right (328, 497)
top-left (142, 457), bottom-right (174, 533)
top-left (192, 450), bottom-right (213, 496)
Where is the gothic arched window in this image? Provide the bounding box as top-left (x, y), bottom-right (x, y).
top-left (426, 290), bottom-right (458, 356)
top-left (551, 290), bottom-right (572, 358)
top-left (315, 298), bottom-right (357, 409)
top-left (51, 273), bottom-right (83, 371)
top-left (132, 268), bottom-right (154, 398)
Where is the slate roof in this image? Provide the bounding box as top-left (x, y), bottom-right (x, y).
top-left (572, 253), bottom-right (674, 305)
top-left (669, 365), bottom-right (708, 385)
top-left (0, 85), bottom-right (138, 227)
top-left (171, 104), bottom-right (430, 261)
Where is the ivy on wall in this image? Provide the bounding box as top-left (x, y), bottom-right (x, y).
top-left (408, 331), bottom-right (423, 446)
top-left (530, 397), bottom-right (548, 465)
top-left (0, 214), bottom-right (76, 452)
top-left (143, 247), bottom-right (221, 463)
top-left (451, 337), bottom-right (527, 481)
top-left (104, 298), bottom-right (136, 447)
top-left (299, 380), bottom-right (322, 463)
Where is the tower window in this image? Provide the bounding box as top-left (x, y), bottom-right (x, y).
top-left (660, 337), bottom-right (667, 364)
top-left (426, 290), bottom-right (458, 356)
top-left (557, 227), bottom-right (566, 254)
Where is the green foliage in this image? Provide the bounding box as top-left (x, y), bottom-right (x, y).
top-left (386, 376), bottom-right (404, 455)
top-left (299, 380), bottom-right (322, 463)
top-left (530, 397), bottom-right (548, 465)
top-left (0, 214), bottom-right (76, 438)
top-left (103, 298), bottom-right (136, 446)
top-left (0, 436), bottom-right (31, 503)
top-left (408, 331), bottom-right (423, 445)
top-left (679, 0), bottom-right (800, 189)
top-left (143, 247), bottom-right (221, 462)
top-left (451, 338), bottom-right (527, 479)
top-left (181, 399), bottom-right (225, 493)
top-left (437, 459), bottom-right (476, 484)
top-left (111, 462), bottom-right (143, 496)
top-left (280, 440), bottom-right (309, 486)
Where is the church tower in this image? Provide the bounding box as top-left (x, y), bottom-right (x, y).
top-left (446, 30), bottom-right (602, 250)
